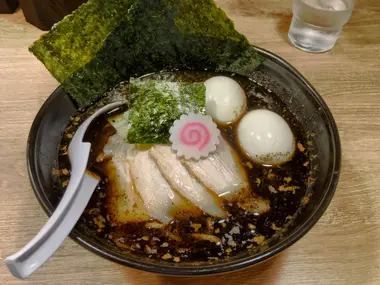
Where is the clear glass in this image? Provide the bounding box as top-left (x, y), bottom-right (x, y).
top-left (288, 0), bottom-right (354, 53)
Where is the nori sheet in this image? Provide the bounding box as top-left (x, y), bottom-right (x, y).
top-left (29, 0), bottom-right (136, 83)
top-left (30, 0), bottom-right (265, 106)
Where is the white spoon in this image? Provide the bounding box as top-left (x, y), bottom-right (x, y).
top-left (5, 101), bottom-right (124, 279)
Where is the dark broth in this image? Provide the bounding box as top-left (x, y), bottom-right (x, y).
top-left (56, 71), bottom-right (316, 263)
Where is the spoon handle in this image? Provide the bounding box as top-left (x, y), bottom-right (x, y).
top-left (5, 172), bottom-right (99, 279)
top-left (5, 102), bottom-right (123, 279)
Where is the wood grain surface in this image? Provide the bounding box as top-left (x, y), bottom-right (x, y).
top-left (1, 1), bottom-right (380, 284)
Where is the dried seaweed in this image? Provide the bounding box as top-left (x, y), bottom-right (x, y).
top-left (30, 0), bottom-right (136, 83)
top-left (30, 0), bottom-right (265, 106)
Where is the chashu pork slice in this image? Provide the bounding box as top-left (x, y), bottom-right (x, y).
top-left (149, 145), bottom-right (226, 218)
top-left (105, 157), bottom-right (150, 224)
top-left (182, 138), bottom-right (246, 199)
top-left (128, 149), bottom-right (184, 224)
top-left (102, 134), bottom-right (149, 224)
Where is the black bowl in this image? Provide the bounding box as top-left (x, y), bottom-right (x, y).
top-left (27, 46), bottom-right (341, 275)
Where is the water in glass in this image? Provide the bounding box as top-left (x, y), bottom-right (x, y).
top-left (288, 0), bottom-right (354, 53)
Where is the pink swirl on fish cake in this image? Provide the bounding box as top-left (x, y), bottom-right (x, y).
top-left (169, 113), bottom-right (220, 160)
top-left (180, 122), bottom-right (211, 151)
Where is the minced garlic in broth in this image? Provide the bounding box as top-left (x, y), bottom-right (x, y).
top-left (56, 71), bottom-right (315, 262)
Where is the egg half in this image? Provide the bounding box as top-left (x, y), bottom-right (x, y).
top-left (204, 76), bottom-right (246, 123)
top-left (237, 109), bottom-right (295, 165)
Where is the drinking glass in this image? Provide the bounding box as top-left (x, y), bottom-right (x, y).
top-left (288, 0), bottom-right (354, 53)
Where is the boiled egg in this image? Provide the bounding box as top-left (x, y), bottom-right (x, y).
top-left (204, 76), bottom-right (246, 123)
top-left (237, 109), bottom-right (295, 165)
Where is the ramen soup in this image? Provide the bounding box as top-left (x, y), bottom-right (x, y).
top-left (56, 71), bottom-right (316, 263)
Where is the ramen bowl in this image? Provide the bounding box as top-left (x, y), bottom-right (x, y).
top-left (27, 46), bottom-right (341, 275)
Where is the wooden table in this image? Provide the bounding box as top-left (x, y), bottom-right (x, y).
top-left (1, 1), bottom-right (379, 284)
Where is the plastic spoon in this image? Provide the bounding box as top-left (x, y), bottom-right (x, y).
top-left (5, 101), bottom-right (124, 279)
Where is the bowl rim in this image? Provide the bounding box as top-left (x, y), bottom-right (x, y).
top-left (26, 46), bottom-right (341, 276)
